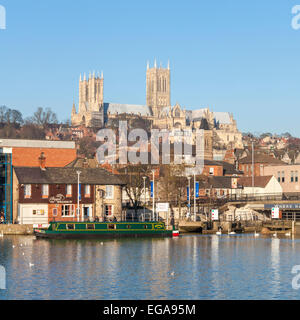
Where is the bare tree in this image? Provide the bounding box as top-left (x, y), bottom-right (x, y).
top-left (119, 164), bottom-right (152, 214)
top-left (28, 107), bottom-right (58, 128)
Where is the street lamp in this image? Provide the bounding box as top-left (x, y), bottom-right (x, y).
top-left (194, 173), bottom-right (196, 222)
top-left (188, 176), bottom-right (191, 219)
top-left (143, 176), bottom-right (147, 219)
top-left (152, 170), bottom-right (155, 221)
top-left (77, 171), bottom-right (81, 222)
top-left (252, 140), bottom-right (254, 198)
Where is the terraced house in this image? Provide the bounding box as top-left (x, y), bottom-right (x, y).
top-left (13, 163), bottom-right (125, 225)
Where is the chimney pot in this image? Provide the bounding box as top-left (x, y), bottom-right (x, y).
top-left (39, 152), bottom-right (46, 170)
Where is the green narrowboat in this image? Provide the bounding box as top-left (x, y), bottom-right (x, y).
top-left (34, 221), bottom-right (179, 239)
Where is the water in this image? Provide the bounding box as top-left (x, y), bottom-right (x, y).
top-left (0, 234), bottom-right (300, 300)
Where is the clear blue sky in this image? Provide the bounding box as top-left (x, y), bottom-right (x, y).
top-left (0, 0), bottom-right (300, 136)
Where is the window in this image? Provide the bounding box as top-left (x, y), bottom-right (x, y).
top-left (108, 224), bottom-right (116, 230)
top-left (24, 184), bottom-right (31, 198)
top-left (66, 185), bottom-right (72, 197)
top-left (277, 171), bottom-right (281, 183)
top-left (282, 171), bottom-right (285, 183)
top-left (209, 168), bottom-right (214, 175)
top-left (291, 171), bottom-right (294, 183)
top-left (62, 205), bottom-right (75, 217)
top-left (52, 208), bottom-right (58, 217)
top-left (87, 224), bottom-right (95, 230)
top-left (105, 185), bottom-right (113, 199)
top-left (296, 171), bottom-right (299, 183)
top-left (42, 184), bottom-right (49, 198)
top-left (66, 224), bottom-right (75, 230)
top-left (105, 205), bottom-right (113, 216)
top-left (85, 185), bottom-right (91, 197)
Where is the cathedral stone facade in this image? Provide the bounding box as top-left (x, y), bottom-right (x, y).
top-left (71, 61), bottom-right (243, 153)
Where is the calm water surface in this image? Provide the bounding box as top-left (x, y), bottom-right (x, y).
top-left (0, 234), bottom-right (300, 300)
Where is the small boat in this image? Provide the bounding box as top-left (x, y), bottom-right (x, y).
top-left (285, 232), bottom-right (291, 237)
top-left (34, 221), bottom-right (176, 239)
top-left (216, 231), bottom-right (222, 235)
top-left (254, 231), bottom-right (260, 237)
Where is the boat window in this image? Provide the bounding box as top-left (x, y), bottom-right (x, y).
top-left (108, 224), bottom-right (116, 230)
top-left (87, 224), bottom-right (95, 230)
top-left (144, 225), bottom-right (148, 229)
top-left (67, 224), bottom-right (75, 230)
top-left (127, 225), bottom-right (131, 229)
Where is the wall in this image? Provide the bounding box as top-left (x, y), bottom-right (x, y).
top-left (12, 147), bottom-right (76, 167)
top-left (202, 165), bottom-right (223, 176)
top-left (241, 177), bottom-right (282, 196)
top-left (264, 164), bottom-right (300, 193)
top-left (18, 204), bottom-right (48, 225)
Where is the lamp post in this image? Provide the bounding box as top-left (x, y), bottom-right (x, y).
top-left (194, 173), bottom-right (196, 222)
top-left (152, 170), bottom-right (155, 221)
top-left (252, 140), bottom-right (254, 198)
top-left (143, 176), bottom-right (147, 219)
top-left (188, 176), bottom-right (191, 219)
top-left (77, 171), bottom-right (81, 222)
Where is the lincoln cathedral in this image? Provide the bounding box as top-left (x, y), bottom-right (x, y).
top-left (71, 61), bottom-right (243, 154)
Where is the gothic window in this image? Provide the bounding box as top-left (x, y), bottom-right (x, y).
top-left (175, 107), bottom-right (180, 117)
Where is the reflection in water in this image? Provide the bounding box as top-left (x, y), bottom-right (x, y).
top-left (271, 238), bottom-right (280, 298)
top-left (1, 234), bottom-right (300, 300)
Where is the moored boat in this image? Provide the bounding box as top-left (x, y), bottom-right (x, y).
top-left (34, 221), bottom-right (179, 239)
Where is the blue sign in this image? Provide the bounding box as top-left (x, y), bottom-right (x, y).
top-left (79, 184), bottom-right (81, 201)
top-left (150, 181), bottom-right (154, 198)
top-left (187, 187), bottom-right (190, 201)
top-left (196, 182), bottom-right (199, 198)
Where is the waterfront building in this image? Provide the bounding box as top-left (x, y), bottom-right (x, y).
top-left (237, 175), bottom-right (282, 197)
top-left (0, 139), bottom-right (77, 223)
top-left (263, 164), bottom-right (300, 195)
top-left (12, 157), bottom-right (125, 225)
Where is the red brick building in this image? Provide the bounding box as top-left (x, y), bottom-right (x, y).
top-left (13, 166), bottom-right (125, 225)
top-left (0, 139), bottom-right (77, 167)
top-left (238, 153), bottom-right (285, 177)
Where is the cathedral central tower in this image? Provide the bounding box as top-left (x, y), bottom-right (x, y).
top-left (146, 60), bottom-right (171, 118)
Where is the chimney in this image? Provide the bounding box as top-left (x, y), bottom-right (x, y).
top-left (83, 157), bottom-right (89, 168)
top-left (39, 152), bottom-right (46, 170)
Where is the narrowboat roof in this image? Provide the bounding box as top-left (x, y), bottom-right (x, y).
top-left (14, 167), bottom-right (125, 185)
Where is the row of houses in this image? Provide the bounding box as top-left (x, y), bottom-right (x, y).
top-left (0, 139), bottom-right (124, 225)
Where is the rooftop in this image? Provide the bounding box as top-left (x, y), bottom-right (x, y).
top-left (0, 139), bottom-right (75, 149)
top-left (14, 167), bottom-right (125, 185)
